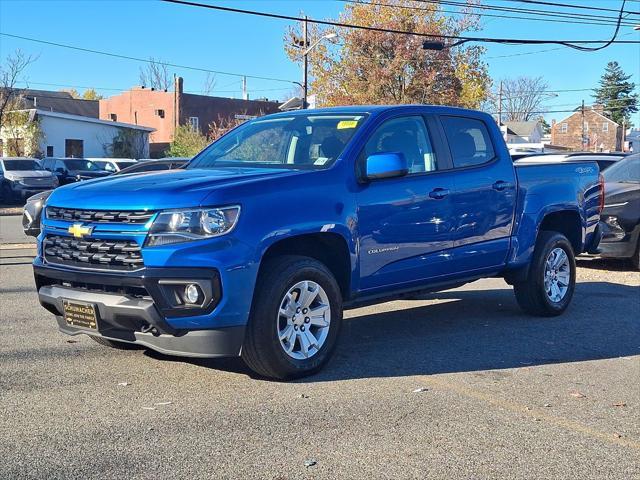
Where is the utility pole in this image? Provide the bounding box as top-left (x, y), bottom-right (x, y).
top-left (498, 80), bottom-right (503, 125)
top-left (621, 118), bottom-right (626, 152)
top-left (581, 99), bottom-right (585, 150)
top-left (302, 15), bottom-right (309, 109)
top-left (242, 76), bottom-right (248, 101)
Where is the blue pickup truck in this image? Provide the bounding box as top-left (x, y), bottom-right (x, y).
top-left (34, 106), bottom-right (603, 379)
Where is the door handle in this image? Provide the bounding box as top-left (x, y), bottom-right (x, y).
top-left (429, 188), bottom-right (450, 199)
top-left (492, 181), bottom-right (514, 191)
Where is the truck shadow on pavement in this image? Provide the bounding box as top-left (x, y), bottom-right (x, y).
top-left (147, 281), bottom-right (640, 381)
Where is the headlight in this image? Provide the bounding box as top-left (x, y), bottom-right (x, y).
top-left (146, 205), bottom-right (241, 246)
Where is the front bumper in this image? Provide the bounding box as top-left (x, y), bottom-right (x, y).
top-left (11, 182), bottom-right (56, 198)
top-left (34, 262), bottom-right (245, 357)
top-left (597, 222), bottom-right (640, 259)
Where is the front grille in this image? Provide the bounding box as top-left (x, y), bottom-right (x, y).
top-left (39, 276), bottom-right (149, 299)
top-left (43, 235), bottom-right (143, 271)
top-left (22, 177), bottom-right (55, 186)
top-left (46, 206), bottom-right (154, 224)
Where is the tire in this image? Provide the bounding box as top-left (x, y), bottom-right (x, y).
top-left (242, 255), bottom-right (343, 380)
top-left (90, 336), bottom-right (144, 350)
top-left (514, 231), bottom-right (576, 317)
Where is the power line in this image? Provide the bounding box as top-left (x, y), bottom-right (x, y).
top-left (413, 0), bottom-right (637, 25)
top-left (13, 81), bottom-right (290, 95)
top-left (341, 0), bottom-right (637, 27)
top-left (0, 32), bottom-right (296, 84)
top-left (160, 0), bottom-right (640, 50)
top-left (494, 0), bottom-right (640, 16)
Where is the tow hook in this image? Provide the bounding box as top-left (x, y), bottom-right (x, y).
top-left (140, 323), bottom-right (159, 336)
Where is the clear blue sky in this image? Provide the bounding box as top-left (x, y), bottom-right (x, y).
top-left (0, 0), bottom-right (638, 125)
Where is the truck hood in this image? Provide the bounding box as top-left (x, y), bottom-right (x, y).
top-left (47, 167), bottom-right (301, 210)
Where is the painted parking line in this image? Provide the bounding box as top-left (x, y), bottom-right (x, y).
top-left (423, 374), bottom-right (640, 451)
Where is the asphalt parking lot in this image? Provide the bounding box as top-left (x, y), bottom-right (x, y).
top-left (0, 247), bottom-right (639, 479)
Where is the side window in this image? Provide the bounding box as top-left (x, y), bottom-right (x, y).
top-left (441, 116), bottom-right (495, 168)
top-left (363, 116), bottom-right (437, 175)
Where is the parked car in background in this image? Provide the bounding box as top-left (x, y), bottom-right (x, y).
top-left (41, 158), bottom-right (111, 185)
top-left (515, 152), bottom-right (626, 171)
top-left (598, 153), bottom-right (640, 269)
top-left (22, 158), bottom-right (190, 237)
top-left (0, 157), bottom-right (59, 201)
top-left (118, 158), bottom-right (189, 174)
top-left (88, 158), bottom-right (137, 173)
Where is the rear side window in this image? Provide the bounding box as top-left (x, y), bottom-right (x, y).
top-left (441, 116), bottom-right (495, 168)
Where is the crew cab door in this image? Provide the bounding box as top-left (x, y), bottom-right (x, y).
top-left (356, 115), bottom-right (456, 292)
top-left (438, 115), bottom-right (517, 271)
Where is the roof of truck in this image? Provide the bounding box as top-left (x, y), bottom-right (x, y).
top-left (267, 105), bottom-right (487, 117)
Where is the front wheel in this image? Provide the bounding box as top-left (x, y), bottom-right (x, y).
top-left (514, 231), bottom-right (576, 317)
top-left (242, 255), bottom-right (343, 380)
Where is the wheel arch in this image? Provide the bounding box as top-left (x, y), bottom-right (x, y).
top-left (505, 207), bottom-right (583, 284)
top-left (257, 231), bottom-right (354, 300)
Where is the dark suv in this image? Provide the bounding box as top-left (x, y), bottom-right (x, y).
top-left (41, 158), bottom-right (110, 185)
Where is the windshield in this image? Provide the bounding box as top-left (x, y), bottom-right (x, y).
top-left (4, 160), bottom-right (41, 171)
top-left (64, 159), bottom-right (102, 171)
top-left (189, 113), bottom-right (367, 170)
top-left (603, 154), bottom-right (639, 183)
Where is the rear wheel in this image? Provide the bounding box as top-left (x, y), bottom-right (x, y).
top-left (90, 336), bottom-right (144, 350)
top-left (514, 231), bottom-right (576, 316)
top-left (242, 255), bottom-right (342, 380)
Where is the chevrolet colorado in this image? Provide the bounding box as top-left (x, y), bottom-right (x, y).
top-left (34, 106), bottom-right (603, 379)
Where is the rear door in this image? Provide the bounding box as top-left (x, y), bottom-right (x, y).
top-left (356, 114), bottom-right (456, 292)
top-left (439, 115), bottom-right (517, 271)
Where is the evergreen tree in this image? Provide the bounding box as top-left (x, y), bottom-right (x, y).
top-left (593, 61), bottom-right (638, 126)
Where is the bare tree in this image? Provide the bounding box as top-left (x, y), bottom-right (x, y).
top-left (0, 49), bottom-right (36, 129)
top-left (494, 76), bottom-right (550, 122)
top-left (138, 58), bottom-right (171, 91)
top-left (202, 73), bottom-right (217, 96)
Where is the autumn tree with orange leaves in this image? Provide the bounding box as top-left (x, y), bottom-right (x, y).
top-left (285, 0), bottom-right (490, 108)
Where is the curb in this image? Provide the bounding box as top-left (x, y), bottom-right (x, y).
top-left (0, 243), bottom-right (36, 250)
top-left (0, 208), bottom-right (23, 216)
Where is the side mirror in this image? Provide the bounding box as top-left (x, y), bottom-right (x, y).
top-left (364, 152), bottom-right (408, 181)
top-left (55, 167), bottom-right (65, 174)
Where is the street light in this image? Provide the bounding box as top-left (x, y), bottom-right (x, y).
top-left (300, 23), bottom-right (337, 109)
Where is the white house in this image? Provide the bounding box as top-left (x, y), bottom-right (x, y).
top-left (500, 121), bottom-right (544, 144)
top-left (0, 109), bottom-right (154, 159)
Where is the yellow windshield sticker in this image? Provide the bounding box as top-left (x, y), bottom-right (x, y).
top-left (337, 120), bottom-right (358, 129)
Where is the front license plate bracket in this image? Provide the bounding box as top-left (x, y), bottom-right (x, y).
top-left (62, 300), bottom-right (99, 330)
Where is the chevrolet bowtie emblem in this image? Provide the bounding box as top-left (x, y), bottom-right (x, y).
top-left (68, 223), bottom-right (93, 238)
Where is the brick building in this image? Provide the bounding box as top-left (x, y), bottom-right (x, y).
top-left (550, 105), bottom-right (621, 152)
top-left (99, 77), bottom-right (281, 156)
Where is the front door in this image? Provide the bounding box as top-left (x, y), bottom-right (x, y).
top-left (356, 115), bottom-right (456, 292)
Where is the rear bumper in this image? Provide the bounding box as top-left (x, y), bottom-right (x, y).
top-left (585, 221), bottom-right (604, 254)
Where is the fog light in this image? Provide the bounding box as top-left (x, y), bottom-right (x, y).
top-left (184, 284), bottom-right (201, 304)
